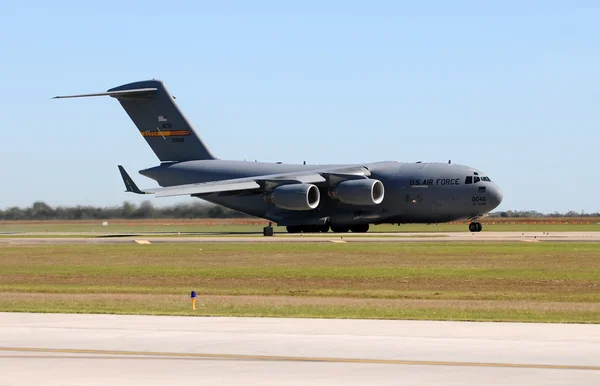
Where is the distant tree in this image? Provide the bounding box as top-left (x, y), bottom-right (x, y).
top-left (31, 201), bottom-right (54, 219)
top-left (3, 207), bottom-right (24, 220)
top-left (207, 206), bottom-right (226, 218)
top-left (7, 201), bottom-right (596, 221)
top-left (121, 201), bottom-right (136, 218)
top-left (133, 201), bottom-right (155, 218)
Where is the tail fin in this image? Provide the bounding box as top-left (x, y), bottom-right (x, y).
top-left (55, 80), bottom-right (215, 162)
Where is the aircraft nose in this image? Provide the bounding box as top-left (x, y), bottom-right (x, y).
top-left (488, 183), bottom-right (503, 209)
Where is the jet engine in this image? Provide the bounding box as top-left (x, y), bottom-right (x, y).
top-left (265, 184), bottom-right (320, 211)
top-left (329, 179), bottom-right (384, 206)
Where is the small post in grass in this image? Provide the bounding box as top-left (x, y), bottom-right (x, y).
top-left (190, 290), bottom-right (197, 310)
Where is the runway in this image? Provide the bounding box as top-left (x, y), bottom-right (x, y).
top-left (1, 231), bottom-right (600, 244)
top-left (1, 313), bottom-right (599, 385)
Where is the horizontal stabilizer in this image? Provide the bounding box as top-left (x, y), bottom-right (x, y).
top-left (53, 88), bottom-right (157, 99)
top-left (55, 80), bottom-right (215, 162)
top-left (118, 165), bottom-right (147, 195)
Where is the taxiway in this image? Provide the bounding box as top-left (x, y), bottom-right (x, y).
top-left (0, 231), bottom-right (599, 244)
top-left (1, 313), bottom-right (599, 385)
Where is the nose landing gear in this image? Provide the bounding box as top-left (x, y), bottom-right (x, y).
top-left (469, 222), bottom-right (482, 232)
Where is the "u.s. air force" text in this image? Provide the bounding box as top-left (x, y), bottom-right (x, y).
top-left (410, 178), bottom-right (460, 186)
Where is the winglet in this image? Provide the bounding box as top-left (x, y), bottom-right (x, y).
top-left (118, 165), bottom-right (147, 194)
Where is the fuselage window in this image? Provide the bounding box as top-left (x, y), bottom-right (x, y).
top-left (481, 176), bottom-right (491, 182)
top-left (465, 176), bottom-right (473, 184)
top-left (474, 176), bottom-right (480, 183)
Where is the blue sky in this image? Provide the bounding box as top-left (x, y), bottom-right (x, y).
top-left (1, 1), bottom-right (598, 212)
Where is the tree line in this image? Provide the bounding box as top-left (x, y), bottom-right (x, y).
top-left (0, 201), bottom-right (254, 220)
top-left (489, 210), bottom-right (600, 218)
top-left (0, 202), bottom-right (598, 221)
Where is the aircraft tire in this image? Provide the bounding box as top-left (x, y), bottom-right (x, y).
top-left (287, 225), bottom-right (328, 233)
top-left (350, 224), bottom-right (369, 233)
top-left (469, 222), bottom-right (482, 232)
top-left (318, 224), bottom-right (330, 233)
top-left (331, 225), bottom-right (350, 233)
top-left (286, 225), bottom-right (302, 234)
top-left (307, 225), bottom-right (320, 233)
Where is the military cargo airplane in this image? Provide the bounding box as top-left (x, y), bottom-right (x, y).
top-left (55, 80), bottom-right (502, 233)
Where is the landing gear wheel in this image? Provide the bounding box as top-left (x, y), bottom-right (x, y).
top-left (263, 222), bottom-right (274, 236)
top-left (331, 225), bottom-right (350, 233)
top-left (287, 225), bottom-right (329, 233)
top-left (350, 224), bottom-right (370, 233)
top-left (469, 222), bottom-right (482, 232)
top-left (309, 225), bottom-right (322, 233)
top-left (286, 225), bottom-right (302, 234)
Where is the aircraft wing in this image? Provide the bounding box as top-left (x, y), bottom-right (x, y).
top-left (118, 165), bottom-right (371, 198)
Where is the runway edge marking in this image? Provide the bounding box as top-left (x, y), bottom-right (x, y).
top-left (1, 347), bottom-right (599, 371)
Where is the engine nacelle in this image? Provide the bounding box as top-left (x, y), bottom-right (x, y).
top-left (265, 184), bottom-right (320, 211)
top-left (329, 179), bottom-right (384, 206)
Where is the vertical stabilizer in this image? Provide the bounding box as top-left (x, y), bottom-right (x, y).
top-left (107, 80), bottom-right (215, 162)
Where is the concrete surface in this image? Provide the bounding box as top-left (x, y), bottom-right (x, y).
top-left (1, 313), bottom-right (599, 385)
top-left (1, 231), bottom-right (600, 244)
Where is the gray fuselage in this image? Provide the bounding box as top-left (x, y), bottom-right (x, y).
top-left (139, 160), bottom-right (503, 226)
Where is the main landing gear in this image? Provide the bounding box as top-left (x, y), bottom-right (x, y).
top-left (329, 224), bottom-right (370, 233)
top-left (286, 225), bottom-right (330, 233)
top-left (350, 224), bottom-right (369, 233)
top-left (286, 224), bottom-right (370, 233)
top-left (469, 222), bottom-right (482, 232)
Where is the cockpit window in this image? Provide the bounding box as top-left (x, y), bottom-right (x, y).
top-left (468, 173), bottom-right (490, 184)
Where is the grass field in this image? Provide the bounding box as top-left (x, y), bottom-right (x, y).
top-left (1, 217), bottom-right (600, 234)
top-left (1, 242), bottom-right (600, 322)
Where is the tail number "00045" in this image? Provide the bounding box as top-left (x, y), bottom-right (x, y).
top-left (472, 196), bottom-right (487, 202)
